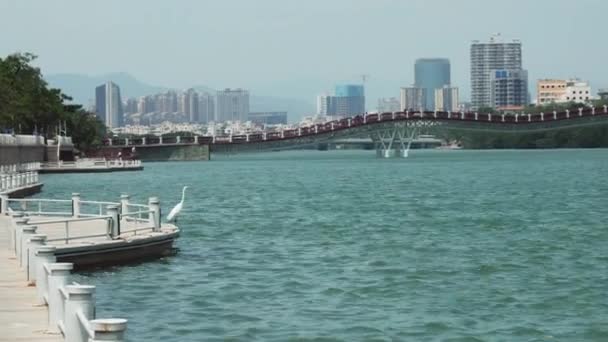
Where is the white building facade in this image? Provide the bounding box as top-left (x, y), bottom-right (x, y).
top-left (215, 88), bottom-right (250, 123)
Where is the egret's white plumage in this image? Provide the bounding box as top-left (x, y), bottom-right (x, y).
top-left (166, 186), bottom-right (188, 222)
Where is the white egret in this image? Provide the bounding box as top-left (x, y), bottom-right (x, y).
top-left (166, 186), bottom-right (188, 223)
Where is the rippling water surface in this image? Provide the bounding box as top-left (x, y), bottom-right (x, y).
top-left (40, 149), bottom-right (608, 341)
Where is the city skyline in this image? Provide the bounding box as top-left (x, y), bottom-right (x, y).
top-left (1, 0), bottom-right (607, 109)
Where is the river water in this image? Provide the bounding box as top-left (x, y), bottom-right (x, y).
top-left (39, 149), bottom-right (608, 341)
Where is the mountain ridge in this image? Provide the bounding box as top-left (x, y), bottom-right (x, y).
top-left (45, 72), bottom-right (314, 122)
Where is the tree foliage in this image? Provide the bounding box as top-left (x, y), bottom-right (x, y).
top-left (0, 52), bottom-right (105, 149)
top-left (449, 101), bottom-right (608, 149)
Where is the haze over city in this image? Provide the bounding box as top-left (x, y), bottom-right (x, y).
top-left (3, 1), bottom-right (608, 341)
top-left (1, 0), bottom-right (607, 114)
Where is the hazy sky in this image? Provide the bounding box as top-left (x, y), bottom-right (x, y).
top-left (1, 0), bottom-right (607, 105)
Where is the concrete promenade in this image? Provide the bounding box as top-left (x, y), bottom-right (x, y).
top-left (0, 216), bottom-right (60, 341)
top-left (0, 193), bottom-right (179, 340)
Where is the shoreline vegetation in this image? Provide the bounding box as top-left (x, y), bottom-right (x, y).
top-left (1, 52), bottom-right (607, 151)
top-left (0, 53), bottom-right (106, 151)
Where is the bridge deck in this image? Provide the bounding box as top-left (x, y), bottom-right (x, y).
top-left (0, 216), bottom-right (61, 341)
top-left (102, 107), bottom-right (608, 153)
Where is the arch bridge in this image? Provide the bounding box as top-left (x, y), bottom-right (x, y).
top-left (105, 106), bottom-right (608, 158)
top-left (210, 105), bottom-right (608, 157)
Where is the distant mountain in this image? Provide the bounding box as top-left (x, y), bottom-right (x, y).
top-left (45, 72), bottom-right (315, 122)
top-left (45, 72), bottom-right (169, 106)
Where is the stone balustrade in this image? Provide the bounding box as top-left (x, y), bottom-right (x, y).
top-left (6, 212), bottom-right (128, 341)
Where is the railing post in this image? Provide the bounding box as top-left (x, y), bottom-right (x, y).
top-left (120, 194), bottom-right (130, 214)
top-left (72, 193), bottom-right (81, 218)
top-left (64, 285), bottom-right (96, 342)
top-left (35, 246), bottom-right (56, 304)
top-left (90, 318), bottom-right (128, 342)
top-left (107, 205), bottom-right (121, 239)
top-left (0, 194), bottom-right (8, 215)
top-left (47, 262), bottom-right (74, 332)
top-left (14, 216), bottom-right (29, 256)
top-left (27, 234), bottom-right (46, 284)
top-left (148, 197), bottom-right (161, 232)
top-left (20, 225), bottom-right (37, 269)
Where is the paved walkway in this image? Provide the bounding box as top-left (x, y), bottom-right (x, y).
top-left (0, 216), bottom-right (61, 341)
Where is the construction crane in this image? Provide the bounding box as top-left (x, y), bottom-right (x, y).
top-left (360, 74), bottom-right (370, 85)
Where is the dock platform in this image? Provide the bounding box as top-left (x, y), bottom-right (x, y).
top-left (40, 159), bottom-right (143, 174)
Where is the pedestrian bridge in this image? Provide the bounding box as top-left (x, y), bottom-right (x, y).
top-left (107, 106), bottom-right (608, 158)
top-left (209, 106), bottom-right (608, 157)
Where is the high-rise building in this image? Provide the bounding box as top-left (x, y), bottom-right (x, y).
top-left (415, 58), bottom-right (450, 110)
top-left (137, 97), bottom-right (147, 114)
top-left (95, 82), bottom-right (123, 128)
top-left (400, 87), bottom-right (426, 111)
top-left (489, 69), bottom-right (529, 110)
top-left (471, 34), bottom-right (524, 109)
top-left (377, 97), bottom-right (401, 113)
top-left (317, 93), bottom-right (336, 116)
top-left (123, 98), bottom-right (138, 114)
top-left (434, 86), bottom-right (459, 112)
top-left (198, 92), bottom-right (215, 123)
top-left (248, 111), bottom-right (288, 125)
top-left (215, 88), bottom-right (249, 122)
top-left (599, 89), bottom-right (608, 101)
top-left (157, 91), bottom-right (178, 113)
top-left (95, 86), bottom-right (106, 121)
top-left (181, 88), bottom-right (199, 122)
top-left (334, 84), bottom-right (365, 116)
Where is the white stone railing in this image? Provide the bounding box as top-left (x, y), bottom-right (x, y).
top-left (6, 212), bottom-right (127, 341)
top-left (0, 133), bottom-right (45, 146)
top-left (41, 159), bottom-right (142, 170)
top-left (1, 194), bottom-right (161, 243)
top-left (106, 159), bottom-right (142, 168)
top-left (0, 171), bottom-right (40, 193)
top-left (0, 162), bottom-right (41, 173)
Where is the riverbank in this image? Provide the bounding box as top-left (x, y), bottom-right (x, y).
top-left (1, 189), bottom-right (181, 340)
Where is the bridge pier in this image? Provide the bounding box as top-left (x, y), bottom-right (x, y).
top-left (373, 124), bottom-right (418, 159)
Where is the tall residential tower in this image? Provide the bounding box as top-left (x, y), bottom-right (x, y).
top-left (215, 88), bottom-right (249, 123)
top-left (334, 84), bottom-right (365, 116)
top-left (470, 34), bottom-right (526, 110)
top-left (415, 58), bottom-right (451, 110)
top-left (95, 82), bottom-right (123, 128)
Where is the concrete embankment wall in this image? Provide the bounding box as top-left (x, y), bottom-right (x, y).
top-left (96, 144), bottom-right (210, 162)
top-left (0, 145), bottom-right (45, 165)
top-left (0, 134), bottom-right (46, 165)
top-left (136, 145), bottom-right (210, 161)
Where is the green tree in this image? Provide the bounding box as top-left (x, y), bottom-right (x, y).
top-left (0, 52), bottom-right (105, 150)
